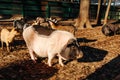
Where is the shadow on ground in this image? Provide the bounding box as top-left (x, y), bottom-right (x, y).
top-left (0, 60), bottom-right (58, 80)
top-left (77, 38), bottom-right (97, 43)
top-left (78, 46), bottom-right (108, 62)
top-left (84, 55), bottom-right (120, 80)
top-left (0, 39), bottom-right (26, 52)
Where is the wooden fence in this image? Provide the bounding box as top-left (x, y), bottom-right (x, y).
top-left (46, 1), bottom-right (79, 18)
top-left (0, 0), bottom-right (120, 20)
top-left (0, 0), bottom-right (47, 18)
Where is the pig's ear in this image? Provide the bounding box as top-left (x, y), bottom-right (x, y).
top-left (67, 39), bottom-right (75, 45)
top-left (67, 39), bottom-right (80, 48)
top-left (60, 39), bottom-right (74, 53)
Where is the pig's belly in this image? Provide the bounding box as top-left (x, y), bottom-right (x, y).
top-left (32, 43), bottom-right (48, 57)
top-left (31, 36), bottom-right (49, 57)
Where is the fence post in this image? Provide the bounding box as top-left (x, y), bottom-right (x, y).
top-left (21, 0), bottom-right (25, 18)
top-left (46, 4), bottom-right (50, 18)
top-left (68, 7), bottom-right (72, 18)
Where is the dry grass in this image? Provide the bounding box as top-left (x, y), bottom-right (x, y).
top-left (0, 21), bottom-right (120, 80)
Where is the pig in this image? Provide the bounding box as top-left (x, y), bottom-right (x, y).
top-left (102, 23), bottom-right (120, 36)
top-left (22, 24), bottom-right (82, 67)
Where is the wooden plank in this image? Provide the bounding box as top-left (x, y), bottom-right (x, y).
top-left (41, 1), bottom-right (48, 5)
top-left (24, 6), bottom-right (41, 11)
top-left (41, 6), bottom-right (46, 11)
top-left (0, 4), bottom-right (22, 8)
top-left (0, 10), bottom-right (22, 15)
top-left (0, 0), bottom-right (80, 19)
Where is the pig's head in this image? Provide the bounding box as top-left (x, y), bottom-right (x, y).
top-left (102, 24), bottom-right (116, 36)
top-left (60, 39), bottom-right (83, 60)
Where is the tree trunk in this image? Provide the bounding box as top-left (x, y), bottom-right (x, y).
top-left (103, 0), bottom-right (107, 5)
top-left (96, 0), bottom-right (103, 25)
top-left (75, 0), bottom-right (92, 29)
top-left (103, 0), bottom-right (112, 25)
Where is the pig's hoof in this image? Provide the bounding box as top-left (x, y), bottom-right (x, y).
top-left (33, 60), bottom-right (37, 63)
top-left (48, 64), bottom-right (52, 67)
top-left (60, 63), bottom-right (64, 67)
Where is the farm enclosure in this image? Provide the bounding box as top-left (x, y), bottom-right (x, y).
top-left (0, 20), bottom-right (120, 80)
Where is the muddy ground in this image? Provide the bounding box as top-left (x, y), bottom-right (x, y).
top-left (0, 20), bottom-right (120, 80)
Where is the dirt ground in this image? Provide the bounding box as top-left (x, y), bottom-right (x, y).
top-left (0, 20), bottom-right (120, 80)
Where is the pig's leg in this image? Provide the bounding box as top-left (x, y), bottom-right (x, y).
top-left (26, 42), bottom-right (37, 62)
top-left (48, 53), bottom-right (55, 67)
top-left (29, 49), bottom-right (37, 63)
top-left (58, 56), bottom-right (64, 66)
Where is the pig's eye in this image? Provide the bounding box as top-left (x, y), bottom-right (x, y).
top-left (67, 43), bottom-right (73, 47)
top-left (71, 46), bottom-right (76, 49)
top-left (72, 46), bottom-right (74, 48)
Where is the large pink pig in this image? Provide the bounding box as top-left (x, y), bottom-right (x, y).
top-left (22, 24), bottom-right (82, 66)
